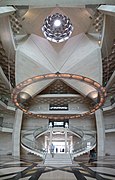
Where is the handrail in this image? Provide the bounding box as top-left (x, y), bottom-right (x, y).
top-left (0, 121), bottom-right (114, 158)
top-left (21, 132), bottom-right (47, 158)
top-left (71, 133), bottom-right (96, 157)
top-left (69, 125), bottom-right (84, 138)
top-left (33, 126), bottom-right (48, 138)
top-left (68, 126), bottom-right (96, 158)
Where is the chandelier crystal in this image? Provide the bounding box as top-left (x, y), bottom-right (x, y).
top-left (42, 13), bottom-right (73, 43)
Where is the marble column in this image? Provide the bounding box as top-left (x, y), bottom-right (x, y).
top-left (12, 109), bottom-right (23, 157)
top-left (95, 109), bottom-right (105, 157)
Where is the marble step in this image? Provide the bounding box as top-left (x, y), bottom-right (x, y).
top-left (44, 153), bottom-right (72, 165)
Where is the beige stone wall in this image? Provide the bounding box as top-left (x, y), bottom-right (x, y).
top-left (104, 111), bottom-right (115, 155)
top-left (0, 132), bottom-right (12, 155)
top-left (69, 116), bottom-right (96, 130)
top-left (105, 132), bottom-right (115, 155)
top-left (22, 117), bottom-right (49, 130)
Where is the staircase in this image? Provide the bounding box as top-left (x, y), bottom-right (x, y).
top-left (44, 153), bottom-right (72, 166)
top-left (21, 126), bottom-right (96, 160)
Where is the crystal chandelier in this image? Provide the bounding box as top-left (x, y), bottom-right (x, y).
top-left (42, 13), bottom-right (73, 43)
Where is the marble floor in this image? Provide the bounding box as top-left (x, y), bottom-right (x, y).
top-left (0, 155), bottom-right (115, 180)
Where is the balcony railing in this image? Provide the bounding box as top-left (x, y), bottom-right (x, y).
top-left (0, 121), bottom-right (13, 129)
top-left (69, 125), bottom-right (84, 138)
top-left (72, 134), bottom-right (96, 157)
top-left (33, 126), bottom-right (48, 138)
top-left (105, 123), bottom-right (115, 130)
top-left (0, 121), bottom-right (115, 132)
top-left (21, 132), bottom-right (47, 158)
top-left (0, 121), bottom-right (115, 158)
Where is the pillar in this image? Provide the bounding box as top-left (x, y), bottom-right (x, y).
top-left (65, 128), bottom-right (68, 153)
top-left (12, 109), bottom-right (23, 157)
top-left (49, 122), bottom-right (53, 152)
top-left (65, 122), bottom-right (68, 153)
top-left (95, 109), bottom-right (105, 157)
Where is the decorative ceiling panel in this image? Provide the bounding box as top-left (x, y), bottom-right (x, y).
top-left (0, 4), bottom-right (115, 117)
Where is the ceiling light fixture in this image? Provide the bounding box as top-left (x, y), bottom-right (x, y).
top-left (42, 13), bottom-right (73, 43)
top-left (11, 73), bottom-right (106, 120)
top-left (54, 19), bottom-right (61, 27)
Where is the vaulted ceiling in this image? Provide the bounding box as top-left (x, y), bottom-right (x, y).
top-left (0, 1), bottom-right (115, 116)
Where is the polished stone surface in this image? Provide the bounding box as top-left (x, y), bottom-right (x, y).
top-left (0, 155), bottom-right (115, 180)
